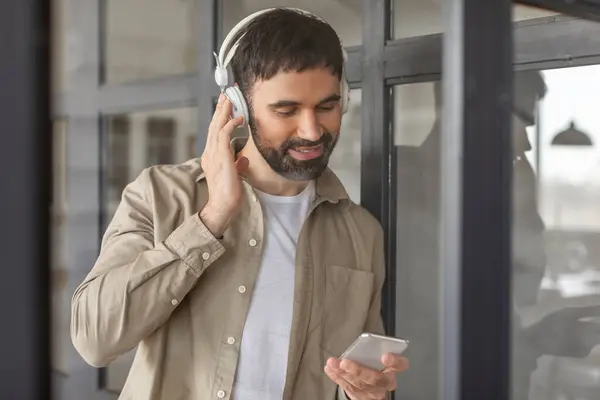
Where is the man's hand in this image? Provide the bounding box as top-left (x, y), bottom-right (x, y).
top-left (524, 304), bottom-right (600, 358)
top-left (324, 353), bottom-right (409, 400)
top-left (199, 93), bottom-right (248, 237)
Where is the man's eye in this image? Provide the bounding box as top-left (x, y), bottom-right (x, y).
top-left (276, 109), bottom-right (296, 117)
top-left (317, 104), bottom-right (335, 112)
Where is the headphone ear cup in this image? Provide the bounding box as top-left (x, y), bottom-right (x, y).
top-left (224, 86), bottom-right (249, 127)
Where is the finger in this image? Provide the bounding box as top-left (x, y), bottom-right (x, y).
top-left (326, 357), bottom-right (341, 369)
top-left (206, 94), bottom-right (227, 148)
top-left (210, 96), bottom-right (234, 136)
top-left (210, 93), bottom-right (226, 124)
top-left (338, 373), bottom-right (388, 399)
top-left (338, 368), bottom-right (393, 395)
top-left (325, 365), bottom-right (369, 400)
top-left (217, 115), bottom-right (244, 144)
top-left (235, 156), bottom-right (249, 175)
top-left (340, 358), bottom-right (387, 388)
top-left (214, 93), bottom-right (226, 111)
top-left (381, 353), bottom-right (410, 373)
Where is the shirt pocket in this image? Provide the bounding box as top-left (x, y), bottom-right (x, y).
top-left (320, 264), bottom-right (375, 357)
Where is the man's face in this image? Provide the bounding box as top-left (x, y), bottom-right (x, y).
top-left (247, 67), bottom-right (343, 181)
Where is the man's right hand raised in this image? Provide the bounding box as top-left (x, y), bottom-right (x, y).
top-left (199, 93), bottom-right (248, 238)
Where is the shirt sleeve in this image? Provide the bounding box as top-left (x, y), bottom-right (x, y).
top-left (71, 167), bottom-right (225, 367)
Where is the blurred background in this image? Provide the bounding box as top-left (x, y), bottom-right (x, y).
top-left (3, 0), bottom-right (600, 399)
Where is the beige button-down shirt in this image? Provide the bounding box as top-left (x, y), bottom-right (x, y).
top-left (71, 148), bottom-right (386, 400)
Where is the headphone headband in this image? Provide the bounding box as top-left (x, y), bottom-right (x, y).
top-left (214, 7), bottom-right (350, 126)
top-left (216, 8), bottom-right (340, 72)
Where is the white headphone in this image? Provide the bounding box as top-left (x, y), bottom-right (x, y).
top-left (213, 7), bottom-right (350, 128)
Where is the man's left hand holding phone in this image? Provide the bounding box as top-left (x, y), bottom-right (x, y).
top-left (325, 350), bottom-right (409, 399)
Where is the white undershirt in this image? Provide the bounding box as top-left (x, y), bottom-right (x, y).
top-left (232, 181), bottom-right (315, 400)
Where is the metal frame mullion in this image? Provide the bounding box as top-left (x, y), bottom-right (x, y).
top-left (361, 0), bottom-right (396, 337)
top-left (384, 15), bottom-right (600, 84)
top-left (442, 0), bottom-right (513, 400)
top-left (0, 0), bottom-right (51, 398)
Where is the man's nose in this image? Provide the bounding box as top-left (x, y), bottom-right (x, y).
top-left (297, 111), bottom-right (322, 142)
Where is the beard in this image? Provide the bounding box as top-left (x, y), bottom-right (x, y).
top-left (248, 114), bottom-right (338, 181)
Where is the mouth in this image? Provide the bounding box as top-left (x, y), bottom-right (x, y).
top-left (288, 144), bottom-right (324, 161)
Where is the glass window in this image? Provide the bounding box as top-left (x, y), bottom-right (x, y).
top-left (392, 67), bottom-right (600, 400)
top-left (107, 115), bottom-right (130, 207)
top-left (104, 0), bottom-right (198, 84)
top-left (104, 107), bottom-right (198, 222)
top-left (329, 88), bottom-right (361, 203)
top-left (393, 82), bottom-right (442, 399)
top-left (511, 65), bottom-right (600, 400)
top-left (146, 117), bottom-right (176, 165)
top-left (51, 119), bottom-right (69, 376)
top-left (103, 106), bottom-right (197, 392)
top-left (392, 2), bottom-right (559, 39)
top-left (223, 0), bottom-right (362, 47)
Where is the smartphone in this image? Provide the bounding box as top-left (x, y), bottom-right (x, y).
top-left (339, 333), bottom-right (409, 371)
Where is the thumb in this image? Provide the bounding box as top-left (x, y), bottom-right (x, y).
top-left (235, 156), bottom-right (249, 175)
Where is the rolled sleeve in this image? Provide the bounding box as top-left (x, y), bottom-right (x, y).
top-left (164, 213), bottom-right (226, 277)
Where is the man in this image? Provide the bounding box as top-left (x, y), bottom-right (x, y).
top-left (510, 70), bottom-right (600, 400)
top-left (393, 72), bottom-right (551, 400)
top-left (394, 71), bottom-right (599, 400)
top-left (71, 8), bottom-right (408, 400)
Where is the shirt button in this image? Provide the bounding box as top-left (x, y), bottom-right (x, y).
top-left (227, 336), bottom-right (236, 345)
top-left (202, 252), bottom-right (210, 260)
top-left (249, 239), bottom-right (257, 247)
top-left (171, 299), bottom-right (178, 306)
top-left (217, 390), bottom-right (226, 398)
top-left (238, 285), bottom-right (247, 294)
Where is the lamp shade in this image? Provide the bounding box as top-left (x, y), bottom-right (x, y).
top-left (551, 121), bottom-right (593, 146)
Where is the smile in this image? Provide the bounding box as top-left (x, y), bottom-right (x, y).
top-left (288, 145), bottom-right (324, 160)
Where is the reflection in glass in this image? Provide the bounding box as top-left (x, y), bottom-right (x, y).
top-left (51, 120), bottom-right (69, 375)
top-left (222, 0), bottom-right (362, 46)
top-left (392, 1), bottom-right (558, 39)
top-left (391, 69), bottom-right (600, 400)
top-left (512, 65), bottom-right (600, 400)
top-left (103, 107), bottom-right (197, 392)
top-left (393, 82), bottom-right (441, 400)
top-left (104, 0), bottom-right (198, 84)
top-left (551, 121), bottom-right (594, 147)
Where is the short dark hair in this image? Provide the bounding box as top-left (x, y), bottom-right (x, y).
top-left (229, 8), bottom-right (344, 101)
